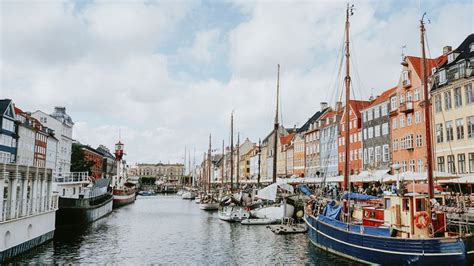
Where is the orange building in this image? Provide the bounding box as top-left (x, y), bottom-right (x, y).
top-left (293, 134), bottom-right (306, 177)
top-left (338, 100), bottom-right (370, 175)
top-left (82, 145), bottom-right (104, 179)
top-left (390, 55), bottom-right (446, 173)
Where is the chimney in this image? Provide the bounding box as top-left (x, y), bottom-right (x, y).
top-left (54, 106), bottom-right (66, 114)
top-left (320, 102), bottom-right (328, 111)
top-left (443, 46), bottom-right (452, 55)
top-left (335, 101), bottom-right (342, 111)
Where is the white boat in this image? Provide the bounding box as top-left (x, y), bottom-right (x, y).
top-left (181, 191), bottom-right (196, 200)
top-left (241, 218), bottom-right (278, 225)
top-left (218, 205), bottom-right (250, 222)
top-left (199, 202), bottom-right (219, 210)
top-left (194, 197), bottom-right (201, 204)
top-left (177, 189), bottom-right (185, 196)
top-left (251, 203), bottom-right (295, 221)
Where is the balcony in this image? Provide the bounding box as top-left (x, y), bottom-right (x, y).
top-left (399, 101), bottom-right (414, 113)
top-left (402, 79), bottom-right (411, 88)
top-left (54, 172), bottom-right (89, 183)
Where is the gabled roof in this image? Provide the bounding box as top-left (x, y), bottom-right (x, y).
top-left (280, 134), bottom-right (294, 146)
top-left (0, 99), bottom-right (14, 119)
top-left (348, 100), bottom-right (371, 114)
top-left (297, 107), bottom-right (329, 133)
top-left (364, 86), bottom-right (397, 109)
top-left (406, 55), bottom-right (447, 79)
top-left (440, 33), bottom-right (474, 68)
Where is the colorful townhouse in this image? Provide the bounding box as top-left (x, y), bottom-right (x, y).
top-left (292, 134), bottom-right (306, 177)
top-left (361, 87), bottom-right (396, 171)
top-left (0, 99), bottom-right (17, 164)
top-left (431, 34), bottom-right (474, 175)
top-left (390, 54), bottom-right (446, 173)
top-left (319, 106), bottom-right (342, 177)
top-left (338, 100), bottom-right (370, 175)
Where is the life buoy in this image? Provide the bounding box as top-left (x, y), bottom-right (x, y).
top-left (415, 211), bottom-right (430, 229)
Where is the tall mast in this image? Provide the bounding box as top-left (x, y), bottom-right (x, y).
top-left (236, 132), bottom-right (240, 187)
top-left (230, 112), bottom-right (234, 190)
top-left (192, 148), bottom-right (196, 187)
top-left (208, 134), bottom-right (212, 193)
top-left (343, 4), bottom-right (354, 192)
top-left (188, 149), bottom-right (191, 185)
top-left (221, 140), bottom-right (224, 185)
top-left (183, 146), bottom-right (187, 185)
top-left (258, 138), bottom-right (261, 187)
top-left (272, 64), bottom-right (280, 184)
top-left (420, 15), bottom-right (434, 199)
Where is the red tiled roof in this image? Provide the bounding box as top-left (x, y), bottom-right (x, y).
top-left (406, 55), bottom-right (447, 79)
top-left (366, 86), bottom-right (397, 108)
top-left (280, 134), bottom-right (294, 145)
top-left (14, 106), bottom-right (23, 114)
top-left (349, 100), bottom-right (371, 114)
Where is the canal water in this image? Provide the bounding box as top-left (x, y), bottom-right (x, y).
top-left (13, 195), bottom-right (358, 265)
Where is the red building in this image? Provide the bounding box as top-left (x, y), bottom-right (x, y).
top-left (32, 118), bottom-right (48, 168)
top-left (338, 100), bottom-right (371, 175)
top-left (82, 145), bottom-right (104, 179)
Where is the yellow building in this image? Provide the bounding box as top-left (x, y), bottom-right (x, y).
top-left (431, 35), bottom-right (474, 175)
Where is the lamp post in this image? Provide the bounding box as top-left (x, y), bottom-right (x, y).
top-left (392, 163), bottom-right (401, 191)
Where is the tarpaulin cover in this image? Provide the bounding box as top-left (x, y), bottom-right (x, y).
top-left (322, 201), bottom-right (342, 220)
top-left (318, 215), bottom-right (390, 237)
top-left (298, 184), bottom-right (313, 197)
top-left (343, 192), bottom-right (378, 201)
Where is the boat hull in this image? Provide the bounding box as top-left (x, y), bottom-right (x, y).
top-left (113, 191), bottom-right (136, 208)
top-left (56, 193), bottom-right (113, 228)
top-left (199, 202), bottom-right (219, 210)
top-left (251, 204), bottom-right (295, 221)
top-left (218, 206), bottom-right (250, 222)
top-left (181, 192), bottom-right (196, 200)
top-left (305, 214), bottom-right (474, 265)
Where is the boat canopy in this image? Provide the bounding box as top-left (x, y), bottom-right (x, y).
top-left (342, 192), bottom-right (378, 201)
top-left (322, 201), bottom-right (342, 220)
top-left (256, 183), bottom-right (294, 201)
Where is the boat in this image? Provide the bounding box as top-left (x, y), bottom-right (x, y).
top-left (250, 183), bottom-right (295, 221)
top-left (177, 189), bottom-right (185, 196)
top-left (218, 205), bottom-right (250, 222)
top-left (138, 190), bottom-right (155, 196)
top-left (55, 177), bottom-right (113, 228)
top-left (112, 140), bottom-right (137, 208)
top-left (303, 6), bottom-right (474, 265)
top-left (181, 191), bottom-right (196, 200)
top-left (198, 135), bottom-right (219, 211)
top-left (194, 196), bottom-right (201, 204)
top-left (241, 218), bottom-right (278, 225)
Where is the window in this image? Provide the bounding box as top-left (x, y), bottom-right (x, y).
top-left (402, 161), bottom-right (407, 172)
top-left (367, 109), bottom-right (373, 121)
top-left (400, 116), bottom-right (405, 128)
top-left (409, 160), bottom-right (415, 172)
top-left (469, 153), bottom-right (474, 173)
top-left (363, 128), bottom-right (367, 140)
top-left (375, 146), bottom-right (381, 162)
top-left (460, 62), bottom-right (466, 77)
top-left (439, 69), bottom-right (447, 84)
top-left (415, 111), bottom-right (421, 124)
top-left (391, 97), bottom-right (397, 110)
top-left (414, 89), bottom-right (420, 101)
top-left (456, 119), bottom-right (464, 140)
top-left (435, 95), bottom-right (442, 112)
top-left (402, 70), bottom-right (410, 85)
top-left (407, 114), bottom-right (413, 126)
top-left (374, 125), bottom-right (380, 137)
top-left (447, 155), bottom-right (455, 174)
top-left (454, 87), bottom-right (462, 107)
top-left (446, 121), bottom-right (454, 141)
top-left (467, 116), bottom-right (474, 138)
top-left (368, 127), bottom-right (373, 139)
top-left (392, 118), bottom-right (398, 129)
top-left (393, 139), bottom-right (399, 150)
top-left (466, 84), bottom-right (474, 104)
top-left (364, 149), bottom-right (368, 163)
top-left (368, 147), bottom-right (374, 163)
top-left (458, 154), bottom-right (466, 174)
top-left (418, 159), bottom-right (423, 173)
top-left (382, 123), bottom-right (389, 135)
top-left (437, 156), bottom-right (445, 172)
top-left (381, 104), bottom-right (388, 116)
top-left (362, 112), bottom-right (366, 122)
top-left (359, 148), bottom-right (362, 161)
top-left (407, 92), bottom-right (412, 102)
top-left (416, 134), bottom-right (423, 147)
top-left (374, 107), bottom-right (380, 119)
top-left (406, 134), bottom-right (413, 149)
top-left (382, 145), bottom-right (389, 162)
top-left (403, 199), bottom-right (410, 211)
top-left (436, 123), bottom-right (444, 143)
top-left (444, 91), bottom-right (452, 110)
top-left (416, 198), bottom-right (426, 212)
top-left (400, 94), bottom-right (405, 104)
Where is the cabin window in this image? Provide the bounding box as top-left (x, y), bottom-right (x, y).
top-left (402, 199), bottom-right (410, 211)
top-left (416, 198), bottom-right (426, 212)
top-left (384, 198), bottom-right (391, 210)
top-left (62, 188), bottom-right (65, 196)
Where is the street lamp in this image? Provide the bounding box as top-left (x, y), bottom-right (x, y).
top-left (392, 163), bottom-right (401, 191)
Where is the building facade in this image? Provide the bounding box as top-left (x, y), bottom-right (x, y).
top-left (431, 35), bottom-right (474, 175)
top-left (361, 88), bottom-right (395, 171)
top-left (14, 107), bottom-right (35, 166)
top-left (293, 134), bottom-right (306, 177)
top-left (0, 99), bottom-right (17, 164)
top-left (319, 109), bottom-right (342, 177)
top-left (132, 163), bottom-right (185, 181)
top-left (302, 104), bottom-right (329, 178)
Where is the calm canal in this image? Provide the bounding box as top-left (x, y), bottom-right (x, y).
top-left (13, 195), bottom-right (357, 264)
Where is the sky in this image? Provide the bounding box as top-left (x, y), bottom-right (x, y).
top-left (1, 0), bottom-right (473, 165)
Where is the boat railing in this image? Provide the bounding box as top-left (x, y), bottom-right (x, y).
top-left (0, 195), bottom-right (58, 223)
top-left (54, 172), bottom-right (89, 183)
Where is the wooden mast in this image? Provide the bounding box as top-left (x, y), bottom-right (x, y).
top-left (343, 4), bottom-right (354, 192)
top-left (272, 64), bottom-right (280, 184)
top-left (258, 138), bottom-right (261, 187)
top-left (208, 134), bottom-right (212, 193)
top-left (230, 112), bottom-right (234, 191)
top-left (236, 132), bottom-right (240, 187)
top-left (221, 140), bottom-right (224, 186)
top-left (420, 14), bottom-right (434, 199)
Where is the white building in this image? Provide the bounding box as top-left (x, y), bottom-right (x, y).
top-left (15, 123), bottom-right (35, 167)
top-left (46, 133), bottom-right (58, 170)
top-left (32, 107), bottom-right (74, 174)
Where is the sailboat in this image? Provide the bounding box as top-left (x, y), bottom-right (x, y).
top-left (200, 134), bottom-right (219, 210)
top-left (303, 5), bottom-right (474, 265)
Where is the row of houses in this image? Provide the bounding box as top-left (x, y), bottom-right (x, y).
top-left (0, 100), bottom-right (119, 179)
top-left (197, 33), bottom-right (474, 183)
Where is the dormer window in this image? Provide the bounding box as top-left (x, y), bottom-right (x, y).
top-left (439, 69), bottom-right (447, 85)
top-left (448, 53), bottom-right (455, 63)
top-left (402, 70), bottom-right (411, 87)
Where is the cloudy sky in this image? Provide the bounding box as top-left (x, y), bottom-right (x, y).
top-left (1, 0), bottom-right (472, 165)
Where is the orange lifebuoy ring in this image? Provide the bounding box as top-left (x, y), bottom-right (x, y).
top-left (415, 211), bottom-right (430, 229)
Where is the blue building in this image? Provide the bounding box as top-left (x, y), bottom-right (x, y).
top-left (0, 99), bottom-right (18, 164)
top-left (318, 108), bottom-right (342, 178)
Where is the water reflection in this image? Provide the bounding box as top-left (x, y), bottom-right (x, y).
top-left (12, 195), bottom-right (358, 265)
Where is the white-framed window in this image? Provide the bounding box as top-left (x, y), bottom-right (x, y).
top-left (415, 111), bottom-right (421, 124)
top-left (368, 147), bottom-right (374, 163)
top-left (390, 97), bottom-right (397, 110)
top-left (374, 125), bottom-right (380, 137)
top-left (363, 128), bottom-right (367, 140)
top-left (465, 83), bottom-right (474, 105)
top-left (414, 89), bottom-right (420, 101)
top-left (381, 104), bottom-right (388, 116)
top-left (375, 146), bottom-right (381, 162)
top-left (416, 134), bottom-right (423, 147)
top-left (374, 107), bottom-right (380, 119)
top-left (368, 127), bottom-right (374, 139)
top-left (382, 145), bottom-right (389, 162)
top-left (417, 159), bottom-right (423, 173)
top-left (367, 109), bottom-right (373, 121)
top-left (400, 116), bottom-right (405, 128)
top-left (382, 123), bottom-right (389, 135)
top-left (439, 69), bottom-right (447, 85)
top-left (407, 114), bottom-right (413, 126)
top-left (392, 118), bottom-right (398, 129)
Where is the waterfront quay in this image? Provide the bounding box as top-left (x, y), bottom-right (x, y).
top-left (9, 195), bottom-right (354, 265)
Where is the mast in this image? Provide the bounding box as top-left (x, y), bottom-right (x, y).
top-left (272, 64), bottom-right (280, 184)
top-left (343, 4), bottom-right (354, 192)
top-left (258, 138), bottom-right (261, 187)
top-left (183, 146), bottom-right (186, 185)
top-left (221, 140), bottom-right (224, 185)
top-left (420, 14), bottom-right (434, 199)
top-left (236, 132), bottom-right (240, 187)
top-left (208, 134), bottom-right (212, 193)
top-left (230, 112), bottom-right (234, 190)
top-left (192, 148), bottom-right (196, 187)
top-left (188, 149), bottom-right (191, 185)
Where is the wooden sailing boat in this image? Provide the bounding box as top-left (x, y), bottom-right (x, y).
top-left (303, 5), bottom-right (474, 264)
top-left (200, 134), bottom-right (219, 210)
